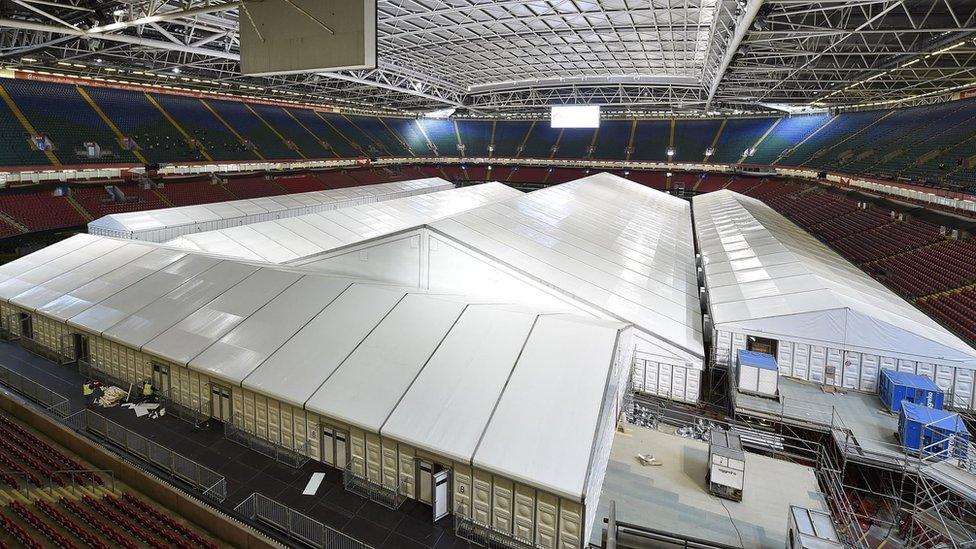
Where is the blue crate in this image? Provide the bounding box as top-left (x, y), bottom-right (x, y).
top-left (878, 370), bottom-right (944, 413)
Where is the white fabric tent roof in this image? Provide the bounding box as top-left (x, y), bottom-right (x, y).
top-left (165, 183), bottom-right (521, 264)
top-left (694, 190), bottom-right (976, 367)
top-left (0, 234), bottom-right (625, 502)
top-left (472, 314), bottom-right (623, 500)
top-left (88, 178), bottom-right (453, 239)
top-left (380, 304), bottom-right (539, 464)
top-left (429, 172), bottom-right (703, 362)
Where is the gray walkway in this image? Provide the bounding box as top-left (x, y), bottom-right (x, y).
top-left (591, 424), bottom-right (826, 548)
top-left (734, 377), bottom-right (904, 459)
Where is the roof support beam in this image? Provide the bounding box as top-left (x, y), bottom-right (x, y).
top-left (705, 0), bottom-right (766, 110)
top-left (318, 68), bottom-right (473, 111)
top-left (0, 18), bottom-right (240, 60)
top-left (86, 2), bottom-right (241, 34)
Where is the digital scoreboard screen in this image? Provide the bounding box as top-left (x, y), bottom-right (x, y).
top-left (550, 105), bottom-right (600, 128)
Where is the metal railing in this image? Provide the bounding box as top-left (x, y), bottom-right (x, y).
top-left (602, 516), bottom-right (744, 549)
top-left (235, 492), bottom-right (372, 549)
top-left (49, 469), bottom-right (115, 498)
top-left (161, 396), bottom-right (210, 429)
top-left (77, 360), bottom-right (128, 392)
top-left (224, 415), bottom-right (310, 469)
top-left (0, 471), bottom-right (33, 498)
top-left (342, 464), bottom-right (406, 510)
top-left (18, 337), bottom-right (61, 363)
top-left (65, 409), bottom-right (226, 503)
top-left (0, 363), bottom-right (71, 418)
top-left (454, 504), bottom-right (538, 549)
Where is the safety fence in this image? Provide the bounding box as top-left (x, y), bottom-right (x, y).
top-left (64, 409), bottom-right (226, 503)
top-left (342, 464), bottom-right (406, 510)
top-left (235, 492), bottom-right (372, 549)
top-left (225, 416), bottom-right (309, 469)
top-left (0, 362), bottom-right (70, 418)
top-left (454, 504), bottom-right (537, 549)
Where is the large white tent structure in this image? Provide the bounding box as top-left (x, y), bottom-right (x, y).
top-left (165, 182), bottom-right (521, 267)
top-left (294, 173), bottom-right (704, 402)
top-left (0, 233), bottom-right (630, 549)
top-left (694, 190), bottom-right (976, 411)
top-left (87, 178), bottom-right (453, 242)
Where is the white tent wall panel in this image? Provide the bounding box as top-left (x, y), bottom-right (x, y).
top-left (630, 359), bottom-right (700, 404)
top-left (425, 233), bottom-right (581, 313)
top-left (717, 328), bottom-right (976, 411)
top-left (295, 231), bottom-right (425, 288)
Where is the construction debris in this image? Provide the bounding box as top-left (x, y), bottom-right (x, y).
top-left (94, 386), bottom-right (128, 408)
top-left (636, 453), bottom-right (662, 466)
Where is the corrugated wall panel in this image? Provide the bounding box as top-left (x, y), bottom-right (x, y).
top-left (454, 464), bottom-right (472, 517)
top-left (267, 398), bottom-right (280, 445)
top-left (255, 394), bottom-right (268, 439)
top-left (860, 354), bottom-right (880, 392)
top-left (558, 500), bottom-right (582, 549)
top-left (398, 445), bottom-right (415, 498)
top-left (492, 477), bottom-right (514, 535)
top-left (294, 411), bottom-right (309, 457)
top-left (954, 369), bottom-right (974, 409)
top-left (349, 427), bottom-right (367, 476)
top-left (382, 441), bottom-right (398, 488)
top-left (472, 469), bottom-right (492, 525)
top-left (365, 432), bottom-right (383, 482)
top-left (842, 351), bottom-right (861, 389)
top-left (535, 491), bottom-right (558, 548)
top-left (280, 405), bottom-right (293, 450)
top-left (514, 484), bottom-right (535, 541)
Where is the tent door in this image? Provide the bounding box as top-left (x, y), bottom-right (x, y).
top-left (747, 335), bottom-right (777, 356)
top-left (152, 363), bottom-right (171, 398)
top-left (210, 385), bottom-right (231, 422)
top-left (433, 469), bottom-right (450, 521)
top-left (59, 333), bottom-right (88, 365)
top-left (321, 425), bottom-right (348, 470)
top-left (18, 314), bottom-right (32, 341)
top-left (74, 333), bottom-right (89, 362)
top-left (418, 460), bottom-right (433, 505)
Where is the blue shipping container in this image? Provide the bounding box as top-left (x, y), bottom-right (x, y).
top-left (878, 369), bottom-right (944, 413)
top-left (898, 401), bottom-right (970, 459)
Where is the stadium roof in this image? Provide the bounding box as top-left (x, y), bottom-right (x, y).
top-left (2, 1), bottom-right (973, 113)
top-left (694, 190), bottom-right (976, 368)
top-left (166, 182), bottom-right (521, 264)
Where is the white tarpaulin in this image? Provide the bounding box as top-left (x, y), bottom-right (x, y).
top-left (165, 183), bottom-right (521, 264)
top-left (87, 178), bottom-right (454, 242)
top-left (428, 172), bottom-right (703, 367)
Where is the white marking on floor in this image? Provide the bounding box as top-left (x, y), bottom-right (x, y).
top-left (303, 472), bottom-right (326, 496)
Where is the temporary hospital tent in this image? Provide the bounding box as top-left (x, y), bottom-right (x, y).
top-left (278, 172), bottom-right (703, 402)
top-left (423, 172), bottom-right (705, 403)
top-left (694, 190), bottom-right (976, 411)
top-left (87, 177), bottom-right (453, 242)
top-left (166, 183), bottom-right (521, 273)
top-left (0, 234), bottom-right (630, 548)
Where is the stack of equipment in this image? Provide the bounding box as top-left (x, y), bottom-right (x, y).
top-left (706, 429), bottom-right (745, 502)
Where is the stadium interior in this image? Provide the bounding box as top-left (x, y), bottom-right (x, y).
top-left (0, 1), bottom-right (973, 548)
